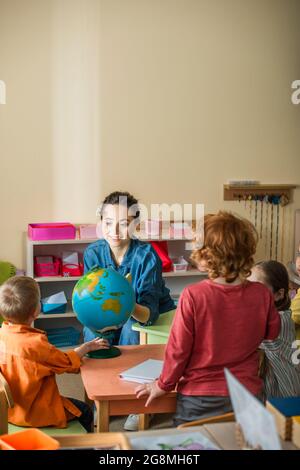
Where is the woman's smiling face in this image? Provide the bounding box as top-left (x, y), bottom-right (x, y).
top-left (101, 204), bottom-right (135, 248)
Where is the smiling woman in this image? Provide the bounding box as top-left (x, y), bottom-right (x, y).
top-left (0, 80), bottom-right (6, 104)
top-left (83, 191), bottom-right (175, 347)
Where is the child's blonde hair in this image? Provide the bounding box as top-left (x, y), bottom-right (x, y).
top-left (0, 276), bottom-right (40, 323)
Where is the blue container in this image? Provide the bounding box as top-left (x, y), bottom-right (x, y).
top-left (41, 300), bottom-right (67, 314)
top-left (45, 327), bottom-right (81, 347)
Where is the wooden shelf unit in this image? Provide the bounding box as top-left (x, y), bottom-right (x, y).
top-left (26, 223), bottom-right (206, 337)
top-left (224, 184), bottom-right (297, 205)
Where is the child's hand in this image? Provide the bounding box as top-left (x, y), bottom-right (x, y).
top-left (74, 338), bottom-right (110, 358)
top-left (135, 380), bottom-right (166, 407)
top-left (85, 337), bottom-right (110, 352)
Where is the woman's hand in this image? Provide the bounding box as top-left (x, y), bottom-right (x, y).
top-left (135, 380), bottom-right (166, 407)
top-left (75, 338), bottom-right (110, 358)
top-left (131, 303), bottom-right (150, 323)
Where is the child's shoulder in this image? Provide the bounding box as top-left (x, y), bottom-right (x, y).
top-left (181, 279), bottom-right (212, 299)
top-left (11, 327), bottom-right (51, 362)
top-left (184, 279), bottom-right (271, 299)
top-left (245, 280), bottom-right (271, 294)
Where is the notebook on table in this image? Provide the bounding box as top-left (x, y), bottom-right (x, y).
top-left (119, 359), bottom-right (163, 384)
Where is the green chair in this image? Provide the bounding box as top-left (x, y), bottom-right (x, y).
top-left (0, 372), bottom-right (86, 436)
top-left (132, 309), bottom-right (176, 344)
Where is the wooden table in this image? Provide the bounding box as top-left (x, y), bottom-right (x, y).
top-left (132, 310), bottom-right (175, 345)
top-left (80, 344), bottom-right (176, 433)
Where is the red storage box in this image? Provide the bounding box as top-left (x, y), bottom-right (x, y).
top-left (34, 256), bottom-right (61, 277)
top-left (62, 263), bottom-right (84, 277)
top-left (150, 241), bottom-right (173, 272)
top-left (28, 223), bottom-right (76, 241)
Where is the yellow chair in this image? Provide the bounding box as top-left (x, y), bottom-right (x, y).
top-left (0, 371), bottom-right (86, 435)
top-left (177, 412), bottom-right (235, 429)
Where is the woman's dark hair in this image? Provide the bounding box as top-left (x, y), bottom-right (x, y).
top-left (255, 260), bottom-right (291, 310)
top-left (98, 191), bottom-right (140, 219)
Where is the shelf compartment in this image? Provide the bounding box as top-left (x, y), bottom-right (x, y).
top-left (35, 276), bottom-right (81, 282)
top-left (38, 312), bottom-right (77, 319)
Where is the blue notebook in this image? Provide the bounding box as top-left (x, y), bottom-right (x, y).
top-left (268, 397), bottom-right (300, 417)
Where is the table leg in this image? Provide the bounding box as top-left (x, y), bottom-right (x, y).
top-left (84, 391), bottom-right (94, 407)
top-left (139, 332), bottom-right (147, 345)
top-left (95, 400), bottom-right (109, 432)
top-left (139, 413), bottom-right (150, 431)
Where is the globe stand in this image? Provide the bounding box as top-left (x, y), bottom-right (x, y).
top-left (87, 330), bottom-right (122, 359)
top-left (87, 346), bottom-right (121, 359)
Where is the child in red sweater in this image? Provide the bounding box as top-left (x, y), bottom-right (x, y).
top-left (136, 211), bottom-right (281, 425)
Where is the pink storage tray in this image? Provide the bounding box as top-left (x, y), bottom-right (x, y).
top-left (79, 224), bottom-right (97, 240)
top-left (28, 223), bottom-right (76, 241)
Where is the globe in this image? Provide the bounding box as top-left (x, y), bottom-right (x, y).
top-left (72, 267), bottom-right (135, 358)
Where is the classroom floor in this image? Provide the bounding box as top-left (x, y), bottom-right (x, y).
top-left (56, 372), bottom-right (173, 431)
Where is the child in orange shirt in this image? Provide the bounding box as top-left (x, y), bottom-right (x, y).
top-left (0, 276), bottom-right (109, 431)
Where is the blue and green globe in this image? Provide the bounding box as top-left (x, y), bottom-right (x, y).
top-left (72, 267), bottom-right (135, 358)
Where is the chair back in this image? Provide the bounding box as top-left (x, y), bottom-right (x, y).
top-left (0, 371), bottom-right (14, 435)
top-left (177, 411), bottom-right (235, 429)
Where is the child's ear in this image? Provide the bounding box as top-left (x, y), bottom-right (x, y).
top-left (125, 273), bottom-right (132, 283)
top-left (274, 288), bottom-right (285, 302)
top-left (34, 304), bottom-right (41, 319)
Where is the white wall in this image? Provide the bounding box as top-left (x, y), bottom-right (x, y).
top-left (0, 0), bottom-right (299, 267)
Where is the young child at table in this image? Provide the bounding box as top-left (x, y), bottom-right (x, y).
top-left (249, 261), bottom-right (300, 399)
top-left (0, 276), bottom-right (109, 432)
top-left (136, 211), bottom-right (281, 426)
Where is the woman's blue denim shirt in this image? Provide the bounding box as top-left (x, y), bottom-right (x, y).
top-left (83, 238), bottom-right (175, 345)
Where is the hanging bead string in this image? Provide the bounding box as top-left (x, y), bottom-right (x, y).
top-left (233, 191), bottom-right (290, 260)
top-left (264, 195), bottom-right (269, 257)
top-left (273, 195), bottom-right (280, 261)
top-left (254, 195), bottom-right (258, 229)
top-left (280, 194), bottom-right (289, 262)
top-left (260, 196), bottom-right (263, 239)
top-left (270, 196), bottom-right (274, 259)
top-left (280, 203), bottom-right (285, 262)
top-left (249, 195), bottom-right (253, 222)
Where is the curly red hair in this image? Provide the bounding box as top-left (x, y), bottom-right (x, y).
top-left (191, 211), bottom-right (258, 283)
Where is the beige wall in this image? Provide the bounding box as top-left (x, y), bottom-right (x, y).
top-left (0, 0), bottom-right (300, 268)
